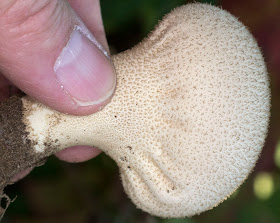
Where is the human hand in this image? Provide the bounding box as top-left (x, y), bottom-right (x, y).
top-left (0, 0), bottom-right (116, 180)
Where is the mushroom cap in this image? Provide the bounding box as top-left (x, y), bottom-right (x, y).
top-left (22, 3), bottom-right (270, 218)
top-left (110, 3), bottom-right (270, 217)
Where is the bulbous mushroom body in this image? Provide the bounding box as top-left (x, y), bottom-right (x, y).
top-left (1, 3), bottom-right (270, 218)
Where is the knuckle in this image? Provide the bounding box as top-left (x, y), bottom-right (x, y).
top-left (0, 0), bottom-right (62, 43)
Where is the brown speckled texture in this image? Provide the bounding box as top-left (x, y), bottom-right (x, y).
top-left (0, 96), bottom-right (46, 218)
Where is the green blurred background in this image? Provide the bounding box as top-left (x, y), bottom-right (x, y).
top-left (2, 0), bottom-right (280, 222)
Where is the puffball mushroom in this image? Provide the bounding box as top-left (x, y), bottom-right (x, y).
top-left (0, 3), bottom-right (270, 218)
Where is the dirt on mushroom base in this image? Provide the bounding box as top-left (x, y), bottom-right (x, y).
top-left (0, 96), bottom-right (48, 219)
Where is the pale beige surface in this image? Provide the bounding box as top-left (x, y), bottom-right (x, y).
top-left (22, 3), bottom-right (270, 217)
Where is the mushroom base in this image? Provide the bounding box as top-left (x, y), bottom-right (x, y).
top-left (0, 96), bottom-right (52, 219)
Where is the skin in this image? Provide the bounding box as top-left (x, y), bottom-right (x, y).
top-left (0, 0), bottom-right (112, 180)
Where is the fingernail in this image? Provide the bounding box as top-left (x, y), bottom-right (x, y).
top-left (54, 26), bottom-right (116, 106)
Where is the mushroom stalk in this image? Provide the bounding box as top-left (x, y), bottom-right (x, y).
top-left (0, 3), bottom-right (270, 218)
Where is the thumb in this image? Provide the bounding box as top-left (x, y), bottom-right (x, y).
top-left (0, 0), bottom-right (116, 115)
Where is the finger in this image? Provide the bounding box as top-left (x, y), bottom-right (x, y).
top-left (67, 0), bottom-right (108, 50)
top-left (0, 74), bottom-right (20, 101)
top-left (57, 0), bottom-right (105, 162)
top-left (10, 167), bottom-right (33, 183)
top-left (0, 0), bottom-right (116, 116)
top-left (55, 145), bottom-right (102, 163)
